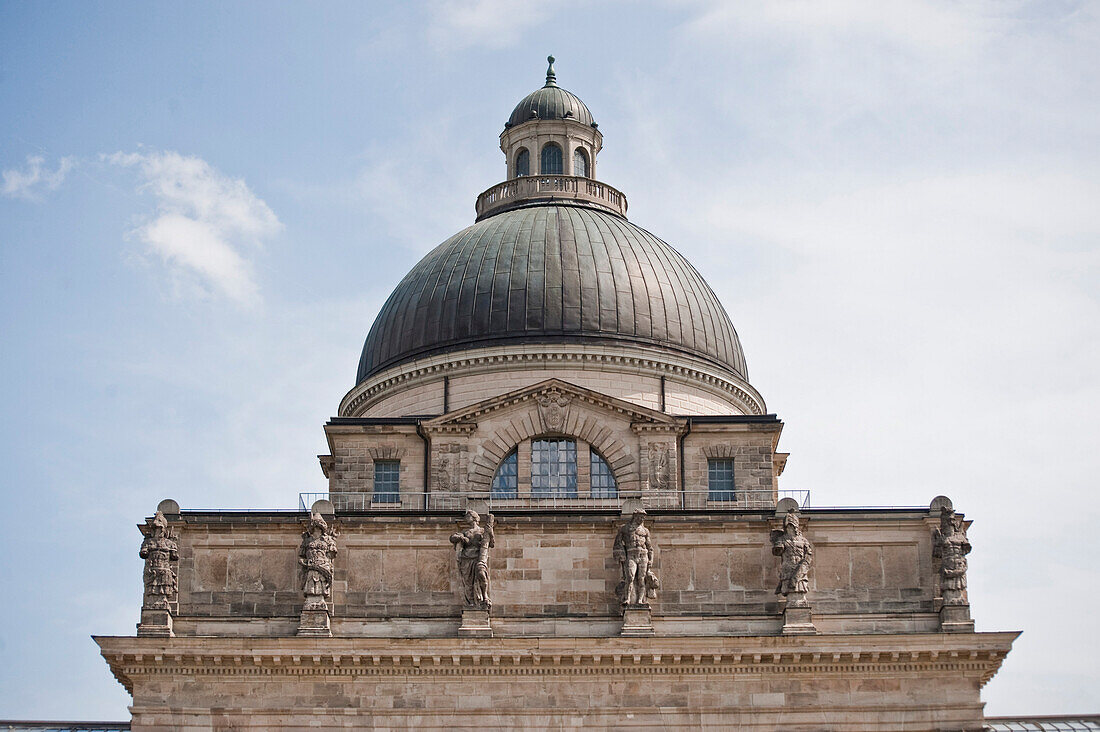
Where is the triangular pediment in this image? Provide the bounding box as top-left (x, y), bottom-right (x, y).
top-left (423, 378), bottom-right (685, 433)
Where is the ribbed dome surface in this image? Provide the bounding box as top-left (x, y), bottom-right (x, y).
top-left (508, 85), bottom-right (594, 128)
top-left (357, 205), bottom-right (748, 384)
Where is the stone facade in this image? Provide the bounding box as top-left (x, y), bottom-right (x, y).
top-left (96, 64), bottom-right (1018, 730)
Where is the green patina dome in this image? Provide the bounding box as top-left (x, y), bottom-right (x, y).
top-left (357, 205), bottom-right (748, 384)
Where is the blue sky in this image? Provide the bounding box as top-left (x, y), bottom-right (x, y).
top-left (2, 0), bottom-right (1098, 719)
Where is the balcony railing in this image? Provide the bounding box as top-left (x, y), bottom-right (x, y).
top-left (299, 489), bottom-right (809, 513)
top-left (475, 175), bottom-right (628, 220)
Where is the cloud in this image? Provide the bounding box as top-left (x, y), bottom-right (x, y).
top-left (425, 0), bottom-right (550, 50)
top-left (1, 155), bottom-right (74, 200)
top-left (109, 151), bottom-right (281, 306)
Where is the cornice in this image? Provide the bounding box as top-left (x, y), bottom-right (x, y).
top-left (340, 345), bottom-right (766, 418)
top-left (96, 632), bottom-right (1018, 695)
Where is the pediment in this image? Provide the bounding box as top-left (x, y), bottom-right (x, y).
top-left (423, 378), bottom-right (685, 435)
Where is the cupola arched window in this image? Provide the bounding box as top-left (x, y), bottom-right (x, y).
top-left (515, 148), bottom-right (529, 177)
top-left (573, 148), bottom-right (588, 178)
top-left (491, 450), bottom-right (518, 499)
top-left (590, 450), bottom-right (617, 498)
top-left (531, 437), bottom-right (577, 497)
top-left (540, 143), bottom-right (563, 175)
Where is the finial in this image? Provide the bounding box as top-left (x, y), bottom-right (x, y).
top-left (545, 54), bottom-right (557, 87)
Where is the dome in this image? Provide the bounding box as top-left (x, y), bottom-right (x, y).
top-left (357, 205), bottom-right (749, 384)
top-left (506, 56), bottom-right (595, 129)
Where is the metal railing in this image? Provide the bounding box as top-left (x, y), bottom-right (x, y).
top-left (299, 492), bottom-right (466, 512)
top-left (299, 488), bottom-right (809, 513)
top-left (475, 175), bottom-right (628, 219)
top-left (645, 489), bottom-right (810, 511)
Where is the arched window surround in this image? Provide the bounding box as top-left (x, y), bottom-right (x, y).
top-left (487, 435), bottom-right (620, 500)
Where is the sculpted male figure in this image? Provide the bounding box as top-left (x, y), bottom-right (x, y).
top-left (614, 509), bottom-right (658, 606)
top-left (932, 506), bottom-right (971, 606)
top-left (771, 512), bottom-right (814, 607)
top-left (139, 510), bottom-right (179, 610)
top-left (450, 509), bottom-right (495, 609)
top-left (299, 513), bottom-right (338, 611)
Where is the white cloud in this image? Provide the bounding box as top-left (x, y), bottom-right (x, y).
top-left (425, 0), bottom-right (550, 50)
top-left (109, 151), bottom-right (281, 306)
top-left (1, 155), bottom-right (74, 200)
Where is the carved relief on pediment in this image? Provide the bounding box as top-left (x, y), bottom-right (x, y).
top-left (536, 387), bottom-right (572, 433)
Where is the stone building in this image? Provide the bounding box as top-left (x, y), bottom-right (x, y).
top-left (96, 58), bottom-right (1019, 730)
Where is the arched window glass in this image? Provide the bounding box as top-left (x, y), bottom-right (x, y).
top-left (590, 450), bottom-right (617, 498)
top-left (573, 148), bottom-right (588, 178)
top-left (531, 438), bottom-right (577, 497)
top-left (491, 450), bottom-right (518, 499)
top-left (515, 148), bottom-right (529, 177)
top-left (540, 143), bottom-right (563, 175)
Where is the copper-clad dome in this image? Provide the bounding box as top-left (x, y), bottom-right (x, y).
top-left (356, 205), bottom-right (748, 384)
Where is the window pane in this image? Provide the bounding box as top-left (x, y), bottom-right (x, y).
top-left (531, 438), bottom-right (577, 497)
top-left (590, 450), bottom-right (617, 498)
top-left (540, 143), bottom-right (563, 175)
top-left (573, 149), bottom-right (587, 177)
top-left (515, 149), bottom-right (529, 177)
top-left (491, 450), bottom-right (518, 499)
top-left (374, 460), bottom-right (400, 503)
top-left (708, 458), bottom-right (735, 501)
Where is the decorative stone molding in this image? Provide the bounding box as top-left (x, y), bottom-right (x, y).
top-left (95, 632), bottom-right (1021, 696)
top-left (340, 345), bottom-right (766, 418)
top-left (703, 443), bottom-right (736, 459)
top-left (367, 446), bottom-right (405, 461)
top-left (428, 379), bottom-right (662, 491)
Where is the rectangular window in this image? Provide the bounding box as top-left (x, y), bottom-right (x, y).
top-left (373, 460), bottom-right (400, 503)
top-left (708, 458), bottom-right (735, 501)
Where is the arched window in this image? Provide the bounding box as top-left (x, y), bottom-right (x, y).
top-left (573, 148), bottom-right (588, 178)
top-left (515, 148), bottom-right (529, 177)
top-left (531, 438), bottom-right (577, 497)
top-left (492, 450), bottom-right (518, 499)
top-left (540, 143), bottom-right (563, 175)
top-left (590, 450), bottom-right (617, 498)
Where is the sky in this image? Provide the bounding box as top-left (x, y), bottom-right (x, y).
top-left (1, 0), bottom-right (1097, 720)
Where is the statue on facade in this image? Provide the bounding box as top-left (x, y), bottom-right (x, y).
top-left (450, 509), bottom-right (495, 610)
top-left (771, 511), bottom-right (813, 607)
top-left (139, 510), bottom-right (179, 610)
top-left (932, 506), bottom-right (971, 606)
top-left (299, 512), bottom-right (338, 611)
top-left (614, 509), bottom-right (658, 606)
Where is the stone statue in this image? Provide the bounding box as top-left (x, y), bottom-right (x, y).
top-left (614, 509), bottom-right (658, 606)
top-left (932, 506), bottom-right (971, 606)
top-left (450, 509), bottom-right (495, 610)
top-left (649, 444), bottom-right (671, 490)
top-left (299, 512), bottom-right (338, 611)
top-left (771, 511), bottom-right (813, 607)
top-left (139, 510), bottom-right (179, 610)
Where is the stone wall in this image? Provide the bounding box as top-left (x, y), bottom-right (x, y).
top-left (170, 510), bottom-right (934, 634)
